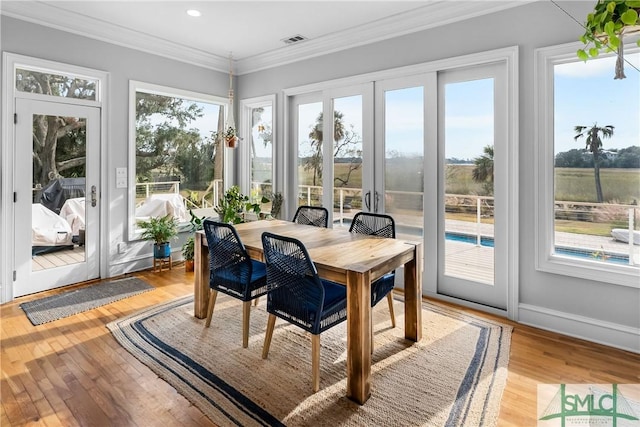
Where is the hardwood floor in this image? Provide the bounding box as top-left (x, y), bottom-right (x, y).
top-left (1, 267), bottom-right (638, 426)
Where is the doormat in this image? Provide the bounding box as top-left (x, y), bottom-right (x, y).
top-left (20, 277), bottom-right (154, 326)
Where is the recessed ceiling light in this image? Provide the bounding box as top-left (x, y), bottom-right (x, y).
top-left (186, 9), bottom-right (201, 17)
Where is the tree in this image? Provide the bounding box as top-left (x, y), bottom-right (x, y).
top-left (18, 69), bottom-right (96, 187)
top-left (472, 145), bottom-right (494, 195)
top-left (574, 123), bottom-right (614, 203)
top-left (555, 148), bottom-right (591, 168)
top-left (303, 111), bottom-right (362, 187)
top-left (135, 92), bottom-right (203, 180)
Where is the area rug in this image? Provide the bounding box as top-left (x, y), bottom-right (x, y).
top-left (20, 277), bottom-right (154, 326)
top-left (108, 293), bottom-right (511, 426)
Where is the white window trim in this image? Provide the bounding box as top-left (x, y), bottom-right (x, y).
top-left (534, 42), bottom-right (640, 288)
top-left (127, 80), bottom-right (227, 241)
top-left (239, 94), bottom-right (276, 197)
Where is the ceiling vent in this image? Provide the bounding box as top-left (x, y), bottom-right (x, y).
top-left (281, 34), bottom-right (308, 45)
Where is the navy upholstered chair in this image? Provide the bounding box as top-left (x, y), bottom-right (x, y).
top-left (349, 212), bottom-right (397, 345)
top-left (292, 205), bottom-right (329, 228)
top-left (261, 232), bottom-right (347, 392)
top-left (202, 219), bottom-right (268, 348)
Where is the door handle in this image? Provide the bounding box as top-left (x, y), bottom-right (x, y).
top-left (374, 191), bottom-right (380, 213)
top-left (91, 185), bottom-right (97, 207)
top-left (364, 191), bottom-right (371, 211)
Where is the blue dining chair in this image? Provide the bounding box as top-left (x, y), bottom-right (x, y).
top-left (292, 205), bottom-right (329, 228)
top-left (349, 212), bottom-right (397, 351)
top-left (261, 232), bottom-right (347, 392)
top-left (202, 219), bottom-right (268, 348)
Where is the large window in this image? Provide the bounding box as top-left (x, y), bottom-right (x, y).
top-left (128, 81), bottom-right (227, 238)
top-left (240, 95), bottom-right (275, 215)
top-left (536, 44), bottom-right (639, 287)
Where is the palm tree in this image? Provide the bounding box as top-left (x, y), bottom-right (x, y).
top-left (573, 123), bottom-right (614, 203)
top-left (305, 111), bottom-right (346, 186)
top-left (472, 145), bottom-right (494, 195)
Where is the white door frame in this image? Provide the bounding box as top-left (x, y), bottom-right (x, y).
top-left (281, 46), bottom-right (518, 320)
top-left (1, 52), bottom-right (109, 303)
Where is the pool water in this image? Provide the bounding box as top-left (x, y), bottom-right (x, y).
top-left (343, 220), bottom-right (631, 266)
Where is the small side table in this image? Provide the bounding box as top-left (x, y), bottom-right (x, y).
top-left (154, 255), bottom-right (172, 272)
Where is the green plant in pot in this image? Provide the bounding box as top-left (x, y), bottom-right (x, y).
top-left (181, 209), bottom-right (206, 272)
top-left (215, 185), bottom-right (269, 224)
top-left (182, 236), bottom-right (195, 271)
top-left (137, 214), bottom-right (179, 259)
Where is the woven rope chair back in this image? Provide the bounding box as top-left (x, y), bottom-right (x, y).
top-left (292, 205), bottom-right (329, 228)
top-left (261, 232), bottom-right (325, 333)
top-left (349, 212), bottom-right (395, 239)
top-left (203, 219), bottom-right (252, 298)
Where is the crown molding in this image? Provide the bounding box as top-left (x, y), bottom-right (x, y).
top-left (0, 1), bottom-right (230, 73)
top-left (1, 1), bottom-right (531, 76)
top-left (236, 1), bottom-right (530, 75)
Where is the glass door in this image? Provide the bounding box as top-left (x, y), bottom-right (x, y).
top-left (290, 84), bottom-right (373, 226)
top-left (14, 98), bottom-right (100, 296)
top-left (437, 63), bottom-right (508, 310)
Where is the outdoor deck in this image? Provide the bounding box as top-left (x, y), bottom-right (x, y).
top-left (31, 213), bottom-right (638, 285)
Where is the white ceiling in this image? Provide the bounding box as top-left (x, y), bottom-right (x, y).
top-left (1, 1), bottom-right (531, 74)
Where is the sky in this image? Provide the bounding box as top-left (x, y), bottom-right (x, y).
top-left (161, 51), bottom-right (639, 164)
top-left (295, 52), bottom-right (639, 161)
top-left (554, 52), bottom-right (640, 154)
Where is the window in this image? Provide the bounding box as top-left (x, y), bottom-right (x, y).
top-left (536, 44), bottom-right (639, 287)
top-left (128, 81), bottom-right (227, 238)
top-left (240, 95), bottom-right (275, 213)
top-left (16, 67), bottom-right (99, 101)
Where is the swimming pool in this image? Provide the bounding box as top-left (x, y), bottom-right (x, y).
top-left (342, 220), bottom-right (632, 266)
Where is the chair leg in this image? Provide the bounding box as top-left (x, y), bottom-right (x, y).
top-left (262, 314), bottom-right (276, 359)
top-left (204, 289), bottom-right (218, 328)
top-left (387, 292), bottom-right (396, 328)
top-left (253, 297), bottom-right (259, 307)
top-left (312, 334), bottom-right (320, 393)
top-left (242, 301), bottom-right (251, 348)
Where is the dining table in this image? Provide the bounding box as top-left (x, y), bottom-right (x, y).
top-left (194, 219), bottom-right (422, 405)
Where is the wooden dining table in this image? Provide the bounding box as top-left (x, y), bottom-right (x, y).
top-left (194, 219), bottom-right (422, 405)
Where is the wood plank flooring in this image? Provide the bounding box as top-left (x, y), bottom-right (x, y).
top-left (1, 267), bottom-right (638, 426)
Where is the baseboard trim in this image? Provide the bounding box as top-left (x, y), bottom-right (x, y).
top-left (518, 303), bottom-right (639, 354)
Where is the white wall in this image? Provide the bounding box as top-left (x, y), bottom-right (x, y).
top-left (237, 1), bottom-right (640, 352)
top-left (0, 15), bottom-right (229, 279)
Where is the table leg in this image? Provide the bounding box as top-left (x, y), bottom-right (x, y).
top-left (346, 270), bottom-right (371, 405)
top-left (194, 232), bottom-right (209, 319)
top-left (404, 242), bottom-right (422, 342)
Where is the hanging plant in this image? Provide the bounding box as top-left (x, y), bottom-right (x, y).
top-left (578, 0), bottom-right (640, 79)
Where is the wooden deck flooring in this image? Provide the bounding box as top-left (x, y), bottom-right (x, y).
top-left (1, 267), bottom-right (638, 426)
top-left (32, 247), bottom-right (85, 271)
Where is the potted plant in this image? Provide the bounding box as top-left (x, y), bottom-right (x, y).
top-left (137, 214), bottom-right (179, 259)
top-left (181, 209), bottom-right (206, 272)
top-left (578, 0), bottom-right (640, 79)
top-left (214, 126), bottom-right (240, 148)
top-left (215, 185), bottom-right (269, 224)
top-left (182, 236), bottom-right (195, 271)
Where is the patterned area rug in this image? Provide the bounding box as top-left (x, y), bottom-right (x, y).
top-left (108, 294), bottom-right (511, 427)
top-left (20, 277), bottom-right (153, 326)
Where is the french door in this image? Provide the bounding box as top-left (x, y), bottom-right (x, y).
top-left (290, 84), bottom-right (373, 226)
top-left (14, 98), bottom-right (100, 296)
top-left (284, 53), bottom-right (515, 313)
top-left (436, 63), bottom-right (509, 310)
